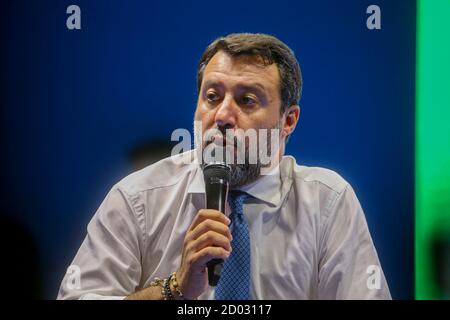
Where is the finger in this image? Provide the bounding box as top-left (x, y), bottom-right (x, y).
top-left (191, 247), bottom-right (231, 267)
top-left (187, 219), bottom-right (232, 243)
top-left (188, 209), bottom-right (230, 232)
top-left (192, 231), bottom-right (232, 253)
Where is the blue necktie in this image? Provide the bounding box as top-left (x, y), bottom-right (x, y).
top-left (215, 191), bottom-right (251, 300)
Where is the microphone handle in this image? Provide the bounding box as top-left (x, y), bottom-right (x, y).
top-left (205, 181), bottom-right (228, 286)
top-left (206, 258), bottom-right (224, 287)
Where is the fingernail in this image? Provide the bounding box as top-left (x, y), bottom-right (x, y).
top-left (225, 217), bottom-right (231, 225)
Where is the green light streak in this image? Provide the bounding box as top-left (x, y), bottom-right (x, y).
top-left (416, 0), bottom-right (450, 300)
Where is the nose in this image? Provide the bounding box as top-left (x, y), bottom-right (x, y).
top-left (214, 95), bottom-right (237, 130)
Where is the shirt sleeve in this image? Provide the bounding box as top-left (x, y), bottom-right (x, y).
top-left (317, 184), bottom-right (392, 300)
top-left (57, 185), bottom-right (144, 300)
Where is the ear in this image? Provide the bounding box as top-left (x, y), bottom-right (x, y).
top-left (282, 105), bottom-right (300, 139)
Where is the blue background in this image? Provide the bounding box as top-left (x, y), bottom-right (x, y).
top-left (0, 0), bottom-right (415, 299)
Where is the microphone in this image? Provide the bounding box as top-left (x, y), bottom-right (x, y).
top-left (203, 162), bottom-right (231, 286)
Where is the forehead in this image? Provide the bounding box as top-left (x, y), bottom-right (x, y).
top-left (202, 51), bottom-right (280, 91)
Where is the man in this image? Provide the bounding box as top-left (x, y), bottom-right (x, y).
top-left (58, 33), bottom-right (391, 300)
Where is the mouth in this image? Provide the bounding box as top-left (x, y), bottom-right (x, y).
top-left (205, 134), bottom-right (237, 148)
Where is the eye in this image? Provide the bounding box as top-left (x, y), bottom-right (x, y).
top-left (206, 91), bottom-right (220, 102)
top-left (241, 95), bottom-right (257, 107)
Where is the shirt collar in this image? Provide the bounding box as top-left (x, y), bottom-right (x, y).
top-left (187, 162), bottom-right (206, 194)
top-left (238, 164), bottom-right (281, 207)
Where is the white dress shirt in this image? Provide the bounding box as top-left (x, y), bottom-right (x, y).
top-left (57, 150), bottom-right (391, 300)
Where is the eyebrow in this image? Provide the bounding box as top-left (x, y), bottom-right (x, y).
top-left (237, 83), bottom-right (267, 95)
top-left (202, 79), bottom-right (267, 94)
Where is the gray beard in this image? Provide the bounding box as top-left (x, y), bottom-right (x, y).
top-left (199, 148), bottom-right (261, 189)
top-left (196, 121), bottom-right (281, 189)
top-left (227, 126), bottom-right (280, 189)
top-left (229, 161), bottom-right (261, 189)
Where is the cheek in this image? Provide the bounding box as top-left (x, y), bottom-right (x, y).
top-left (194, 105), bottom-right (215, 130)
top-left (194, 102), bottom-right (206, 120)
top-left (239, 111), bottom-right (279, 131)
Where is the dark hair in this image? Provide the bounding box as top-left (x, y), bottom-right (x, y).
top-left (197, 33), bottom-right (302, 114)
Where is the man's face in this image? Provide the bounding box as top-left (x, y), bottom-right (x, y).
top-left (195, 50), bottom-right (283, 143)
top-left (194, 50), bottom-right (290, 187)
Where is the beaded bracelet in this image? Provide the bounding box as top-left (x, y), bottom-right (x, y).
top-left (169, 272), bottom-right (184, 299)
top-left (163, 277), bottom-right (175, 300)
top-left (149, 277), bottom-right (164, 287)
top-left (148, 276), bottom-right (172, 300)
top-left (149, 272), bottom-right (187, 300)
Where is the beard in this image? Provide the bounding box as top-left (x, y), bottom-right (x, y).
top-left (194, 120), bottom-right (282, 189)
top-left (228, 157), bottom-right (262, 189)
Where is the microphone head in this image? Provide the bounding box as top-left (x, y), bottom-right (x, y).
top-left (202, 142), bottom-right (232, 184)
top-left (202, 163), bottom-right (231, 185)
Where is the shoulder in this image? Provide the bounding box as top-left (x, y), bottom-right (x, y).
top-left (114, 149), bottom-right (198, 197)
top-left (281, 155), bottom-right (359, 220)
top-left (282, 155), bottom-right (349, 195)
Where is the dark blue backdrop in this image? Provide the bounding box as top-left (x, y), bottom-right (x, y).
top-left (0, 0), bottom-right (415, 299)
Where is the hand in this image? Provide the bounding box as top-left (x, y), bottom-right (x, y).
top-left (176, 209), bottom-right (233, 299)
